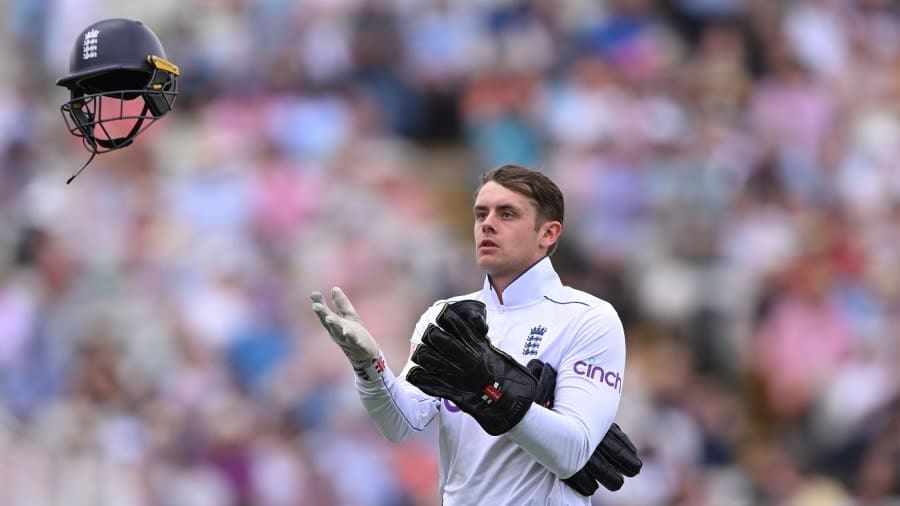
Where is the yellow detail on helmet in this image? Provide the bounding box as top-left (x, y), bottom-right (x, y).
top-left (148, 55), bottom-right (180, 76)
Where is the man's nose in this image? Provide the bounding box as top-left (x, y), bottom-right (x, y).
top-left (481, 214), bottom-right (497, 233)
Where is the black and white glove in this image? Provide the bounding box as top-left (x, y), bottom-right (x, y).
top-left (406, 300), bottom-right (537, 436)
top-left (310, 287), bottom-right (383, 381)
top-left (527, 359), bottom-right (643, 493)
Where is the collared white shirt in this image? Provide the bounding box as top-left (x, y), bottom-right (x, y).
top-left (356, 257), bottom-right (626, 505)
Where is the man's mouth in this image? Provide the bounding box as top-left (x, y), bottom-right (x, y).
top-left (479, 240), bottom-right (499, 249)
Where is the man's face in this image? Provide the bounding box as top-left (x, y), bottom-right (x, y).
top-left (473, 181), bottom-right (549, 280)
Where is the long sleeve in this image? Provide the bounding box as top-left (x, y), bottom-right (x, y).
top-left (355, 356), bottom-right (441, 443)
top-left (505, 403), bottom-right (600, 478)
top-left (354, 303), bottom-right (449, 443)
top-left (505, 302), bottom-right (626, 478)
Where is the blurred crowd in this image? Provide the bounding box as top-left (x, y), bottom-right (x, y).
top-left (0, 0), bottom-right (898, 504)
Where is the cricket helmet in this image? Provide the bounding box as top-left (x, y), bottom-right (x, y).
top-left (56, 18), bottom-right (179, 154)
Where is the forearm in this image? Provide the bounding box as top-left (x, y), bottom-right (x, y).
top-left (506, 404), bottom-right (605, 478)
top-left (355, 357), bottom-right (440, 443)
top-left (507, 301), bottom-right (626, 478)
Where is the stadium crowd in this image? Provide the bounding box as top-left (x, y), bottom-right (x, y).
top-left (0, 0), bottom-right (898, 504)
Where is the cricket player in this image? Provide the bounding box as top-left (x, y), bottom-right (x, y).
top-left (312, 164), bottom-right (639, 505)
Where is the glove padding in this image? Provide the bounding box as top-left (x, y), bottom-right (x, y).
top-left (407, 300), bottom-right (537, 436)
top-left (527, 360), bottom-right (642, 494)
top-left (310, 287), bottom-right (382, 380)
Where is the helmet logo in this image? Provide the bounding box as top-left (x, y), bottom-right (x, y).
top-left (82, 29), bottom-right (99, 59)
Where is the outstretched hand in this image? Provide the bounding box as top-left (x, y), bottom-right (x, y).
top-left (310, 287), bottom-right (381, 379)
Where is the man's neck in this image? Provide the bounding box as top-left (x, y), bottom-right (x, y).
top-left (488, 276), bottom-right (510, 305)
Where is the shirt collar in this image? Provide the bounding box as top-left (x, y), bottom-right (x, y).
top-left (481, 256), bottom-right (562, 308)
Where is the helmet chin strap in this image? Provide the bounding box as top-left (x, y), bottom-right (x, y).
top-left (67, 151), bottom-right (97, 184)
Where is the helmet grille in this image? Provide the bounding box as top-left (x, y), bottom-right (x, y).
top-left (59, 66), bottom-right (178, 154)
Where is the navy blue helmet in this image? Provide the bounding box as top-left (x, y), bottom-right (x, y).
top-left (57, 18), bottom-right (179, 155)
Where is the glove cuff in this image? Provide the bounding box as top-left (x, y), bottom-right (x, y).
top-left (351, 352), bottom-right (387, 383)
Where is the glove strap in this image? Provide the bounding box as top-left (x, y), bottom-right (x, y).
top-left (352, 352), bottom-right (386, 382)
top-left (482, 382), bottom-right (502, 403)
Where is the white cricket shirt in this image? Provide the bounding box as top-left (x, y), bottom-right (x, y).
top-left (355, 257), bottom-right (626, 505)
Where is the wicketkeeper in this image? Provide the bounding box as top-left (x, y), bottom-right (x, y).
top-left (312, 165), bottom-right (641, 505)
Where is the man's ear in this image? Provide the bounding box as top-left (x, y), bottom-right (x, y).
top-left (540, 221), bottom-right (562, 250)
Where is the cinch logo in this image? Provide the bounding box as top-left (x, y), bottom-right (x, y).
top-left (573, 358), bottom-right (622, 392)
top-left (443, 399), bottom-right (461, 412)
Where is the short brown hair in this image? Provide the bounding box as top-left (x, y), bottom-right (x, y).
top-left (477, 164), bottom-right (565, 255)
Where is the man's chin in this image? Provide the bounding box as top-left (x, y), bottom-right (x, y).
top-left (475, 255), bottom-right (497, 272)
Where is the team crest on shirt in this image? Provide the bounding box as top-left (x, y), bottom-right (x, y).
top-left (522, 325), bottom-right (546, 356)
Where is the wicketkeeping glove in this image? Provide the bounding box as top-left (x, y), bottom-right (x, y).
top-left (406, 300), bottom-right (537, 436)
top-left (310, 287), bottom-right (382, 381)
top-left (527, 359), bottom-right (643, 493)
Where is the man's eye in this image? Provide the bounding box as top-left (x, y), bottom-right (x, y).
top-left (502, 211), bottom-right (514, 218)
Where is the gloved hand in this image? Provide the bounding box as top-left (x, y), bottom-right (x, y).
top-left (310, 287), bottom-right (382, 380)
top-left (407, 300), bottom-right (537, 436)
top-left (527, 359), bottom-right (642, 493)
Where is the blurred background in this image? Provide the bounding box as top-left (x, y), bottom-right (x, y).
top-left (0, 0), bottom-right (898, 504)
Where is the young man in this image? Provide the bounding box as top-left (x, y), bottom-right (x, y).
top-left (311, 165), bottom-right (630, 505)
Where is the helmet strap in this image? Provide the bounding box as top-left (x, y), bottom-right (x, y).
top-left (67, 151), bottom-right (97, 184)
